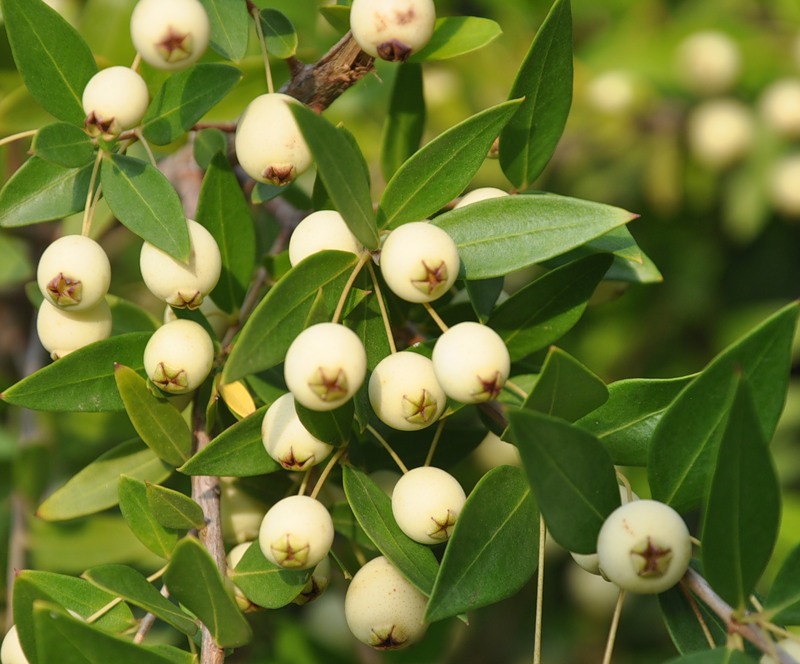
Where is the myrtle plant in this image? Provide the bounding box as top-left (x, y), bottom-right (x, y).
top-left (0, 1), bottom-right (798, 664)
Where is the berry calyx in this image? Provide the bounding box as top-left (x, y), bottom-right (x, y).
top-left (130, 0), bottom-right (210, 71)
top-left (391, 466), bottom-right (466, 544)
top-left (36, 299), bottom-right (112, 360)
top-left (261, 393), bottom-right (334, 471)
top-left (258, 495), bottom-right (334, 570)
top-left (349, 0), bottom-right (436, 63)
top-left (288, 210), bottom-right (364, 267)
top-left (37, 235), bottom-right (111, 311)
top-left (143, 319), bottom-right (214, 395)
top-left (82, 66), bottom-right (149, 138)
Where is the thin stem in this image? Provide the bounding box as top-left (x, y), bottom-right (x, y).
top-left (533, 516), bottom-right (546, 664)
top-left (81, 150), bottom-right (104, 236)
top-left (504, 379), bottom-right (529, 402)
top-left (615, 470), bottom-right (633, 503)
top-left (133, 583), bottom-right (171, 645)
top-left (423, 420), bottom-right (446, 467)
top-left (601, 590), bottom-right (626, 664)
top-left (423, 301), bottom-right (448, 333)
top-left (332, 252), bottom-right (370, 324)
top-left (251, 6), bottom-right (274, 94)
top-left (131, 52), bottom-right (142, 71)
top-left (310, 448), bottom-right (347, 500)
top-left (679, 582), bottom-right (716, 648)
top-left (366, 424), bottom-right (408, 474)
top-left (136, 129), bottom-right (158, 168)
top-left (367, 261), bottom-right (397, 354)
top-left (297, 468), bottom-right (312, 497)
top-left (328, 549), bottom-right (353, 581)
top-left (0, 129), bottom-right (37, 148)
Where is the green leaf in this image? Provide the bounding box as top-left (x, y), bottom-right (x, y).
top-left (194, 128), bottom-right (228, 170)
top-left (83, 564), bottom-right (198, 636)
top-left (499, 0), bottom-right (572, 189)
top-left (409, 17), bottom-right (502, 61)
top-left (764, 543), bottom-right (800, 623)
top-left (37, 439), bottom-right (172, 521)
top-left (118, 475), bottom-right (179, 559)
top-left (32, 122), bottom-right (96, 168)
top-left (465, 278), bottom-right (504, 324)
top-left (491, 254), bottom-right (613, 360)
top-left (1, 0), bottom-right (97, 125)
top-left (165, 538), bottom-right (252, 648)
top-left (649, 302), bottom-right (799, 512)
top-left (260, 8), bottom-right (298, 59)
top-left (659, 584), bottom-right (725, 655)
top-left (114, 364), bottom-right (192, 467)
top-left (146, 483), bottom-right (206, 530)
top-left (229, 541), bottom-right (309, 608)
top-left (196, 153), bottom-right (256, 314)
top-left (381, 63), bottom-right (425, 181)
top-left (290, 104), bottom-right (379, 250)
top-left (378, 99), bottom-right (522, 229)
top-left (330, 501), bottom-right (377, 551)
top-left (342, 465), bottom-right (439, 596)
top-left (433, 194), bottom-right (638, 279)
top-left (509, 409), bottom-right (620, 554)
top-left (662, 648), bottom-right (756, 664)
top-left (701, 375), bottom-right (781, 609)
top-left (0, 157), bottom-right (94, 228)
top-left (0, 233), bottom-right (33, 287)
top-left (426, 466), bottom-right (539, 622)
top-left (108, 295), bottom-right (161, 335)
top-left (198, 0), bottom-right (250, 61)
top-left (222, 251), bottom-right (358, 383)
top-left (1, 332), bottom-right (149, 412)
top-left (319, 4), bottom-right (350, 33)
top-left (101, 154), bottom-right (190, 261)
top-left (295, 399), bottom-right (353, 447)
top-left (142, 64), bottom-right (241, 146)
top-left (345, 286), bottom-right (393, 371)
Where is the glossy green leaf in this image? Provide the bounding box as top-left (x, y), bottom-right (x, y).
top-left (409, 16), bottom-right (502, 61)
top-left (381, 63), bottom-right (425, 181)
top-left (0, 233), bottom-right (33, 287)
top-left (165, 538), bottom-right (252, 647)
top-left (659, 584), bottom-right (725, 655)
top-left (345, 289), bottom-right (393, 371)
top-left (649, 302), bottom-right (798, 512)
top-left (319, 4), bottom-right (350, 32)
top-left (198, 0), bottom-right (250, 61)
top-left (433, 194), bottom-right (638, 279)
top-left (196, 153), bottom-right (256, 314)
top-left (229, 541), bottom-right (309, 609)
top-left (295, 399), bottom-right (353, 447)
top-left (343, 465), bottom-right (439, 595)
top-left (146, 483), bottom-right (206, 530)
top-left (701, 375), bottom-right (781, 609)
top-left (330, 501), bottom-right (377, 551)
top-left (764, 544), bottom-right (800, 623)
top-left (491, 254), bottom-right (613, 360)
top-left (37, 439), bottom-right (172, 521)
top-left (1, 0), bottom-right (97, 125)
top-left (32, 122), bottom-right (95, 168)
top-left (101, 154), bottom-right (190, 261)
top-left (663, 648), bottom-right (755, 664)
top-left (465, 277), bottom-right (504, 324)
top-left (1, 332), bottom-right (149, 412)
top-left (83, 564), bottom-right (198, 636)
top-left (118, 475), bottom-right (179, 559)
top-left (499, 0), bottom-right (572, 189)
top-left (108, 295), bottom-right (161, 335)
top-left (0, 157), bottom-right (94, 228)
top-left (260, 8), bottom-right (298, 58)
top-left (378, 99), bottom-right (522, 229)
top-left (509, 409), bottom-right (620, 554)
top-left (426, 466), bottom-right (538, 622)
top-left (142, 64), bottom-right (241, 146)
top-left (194, 128), bottom-right (228, 169)
top-left (222, 251), bottom-right (358, 382)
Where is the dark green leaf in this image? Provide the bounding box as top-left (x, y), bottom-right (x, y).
top-left (108, 295), bottom-right (161, 335)
top-left (659, 584), bottom-right (725, 655)
top-left (764, 544), bottom-right (800, 623)
top-left (662, 648), bottom-right (756, 664)
top-left (198, 0), bottom-right (250, 61)
top-left (146, 483), bottom-right (206, 530)
top-left (230, 541), bottom-right (309, 608)
top-left (381, 63), bottom-right (425, 181)
top-left (251, 181), bottom-right (286, 204)
top-left (194, 128), bottom-right (228, 170)
top-left (260, 8), bottom-right (298, 59)
top-left (409, 16), bottom-right (502, 61)
top-left (466, 278), bottom-right (504, 324)
top-left (32, 122), bottom-right (96, 168)
top-left (118, 475), bottom-right (179, 559)
top-left (330, 501), bottom-right (377, 551)
top-left (295, 399), bottom-right (353, 447)
top-left (345, 289), bottom-right (394, 371)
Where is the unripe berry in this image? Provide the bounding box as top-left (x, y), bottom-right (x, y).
top-left (227, 542), bottom-right (259, 612)
top-left (37, 299), bottom-right (112, 360)
top-left (82, 66), bottom-right (149, 137)
top-left (687, 99), bottom-right (754, 169)
top-left (235, 93), bottom-right (312, 186)
top-left (261, 393), bottom-right (334, 471)
top-left (379, 222), bottom-right (460, 303)
top-left (675, 30), bottom-right (740, 95)
top-left (471, 431), bottom-right (520, 472)
top-left (140, 219), bottom-right (221, 310)
top-left (130, 0), bottom-right (210, 71)
top-left (143, 319), bottom-right (214, 394)
top-left (586, 70), bottom-right (641, 115)
top-left (759, 638), bottom-right (800, 664)
top-left (368, 352), bottom-right (445, 431)
top-left (596, 499), bottom-right (691, 594)
top-left (284, 323), bottom-right (367, 411)
top-left (759, 79), bottom-right (800, 139)
top-left (431, 322), bottom-right (510, 404)
top-left (345, 556), bottom-right (428, 649)
top-left (349, 0), bottom-right (436, 63)
top-left (769, 155), bottom-right (800, 217)
top-left (1, 626), bottom-right (29, 664)
top-left (37, 235), bottom-right (111, 311)
top-left (454, 187), bottom-right (509, 209)
top-left (288, 210), bottom-right (363, 267)
top-left (258, 495), bottom-right (334, 570)
top-left (220, 480), bottom-right (267, 545)
top-left (293, 556), bottom-right (332, 605)
top-left (391, 466), bottom-right (466, 544)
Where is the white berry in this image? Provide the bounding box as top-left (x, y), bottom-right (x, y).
top-left (130, 0), bottom-right (210, 71)
top-left (288, 210), bottom-right (363, 267)
top-left (82, 66), bottom-right (148, 137)
top-left (769, 155), bottom-right (800, 216)
top-left (258, 495), bottom-right (334, 570)
top-left (345, 556), bottom-right (428, 649)
top-left (454, 187), bottom-right (509, 209)
top-left (759, 78), bottom-right (800, 139)
top-left (675, 30), bottom-right (740, 95)
top-left (37, 299), bottom-right (112, 360)
top-left (220, 480), bottom-right (267, 545)
top-left (687, 99), bottom-right (754, 169)
top-left (261, 393), bottom-right (334, 471)
top-left (37, 235), bottom-right (111, 311)
top-left (293, 556), bottom-right (332, 605)
top-left (1, 626), bottom-right (29, 664)
top-left (284, 323), bottom-right (367, 411)
top-left (143, 319), bottom-right (214, 394)
top-left (349, 0), bottom-right (436, 62)
top-left (596, 499), bottom-right (691, 594)
top-left (759, 638), bottom-right (800, 664)
top-left (391, 466), bottom-right (466, 544)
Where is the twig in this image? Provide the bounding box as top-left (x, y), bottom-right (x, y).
top-left (601, 590), bottom-right (626, 664)
top-left (0, 129), bottom-right (37, 148)
top-left (310, 448), bottom-right (348, 500)
top-left (366, 424), bottom-right (408, 474)
top-left (423, 420), bottom-right (446, 468)
top-left (367, 261), bottom-right (396, 354)
top-left (533, 517), bottom-right (546, 664)
top-left (332, 253), bottom-right (370, 324)
top-left (422, 301), bottom-right (448, 333)
top-left (133, 583), bottom-right (172, 644)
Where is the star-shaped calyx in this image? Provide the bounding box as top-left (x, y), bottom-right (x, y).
top-left (308, 367), bottom-right (349, 403)
top-left (151, 362), bottom-right (189, 393)
top-left (410, 260), bottom-right (449, 297)
top-left (630, 536), bottom-right (673, 577)
top-left (156, 26), bottom-right (193, 63)
top-left (46, 273), bottom-right (83, 307)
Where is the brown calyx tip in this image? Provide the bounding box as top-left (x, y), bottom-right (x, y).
top-left (377, 39), bottom-right (413, 62)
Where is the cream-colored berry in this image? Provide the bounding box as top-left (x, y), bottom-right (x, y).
top-left (759, 638), bottom-right (800, 664)
top-left (687, 99), bottom-right (754, 169)
top-left (227, 541), bottom-right (259, 612)
top-left (288, 210), bottom-right (364, 267)
top-left (675, 30), bottom-right (740, 95)
top-left (769, 155), bottom-right (800, 216)
top-left (258, 495), bottom-right (334, 570)
top-left (345, 556), bottom-right (428, 649)
top-left (130, 0), bottom-right (210, 71)
top-left (140, 219), bottom-right (221, 310)
top-left (164, 296), bottom-right (230, 339)
top-left (392, 466), bottom-right (466, 544)
top-left (1, 626), bottom-right (29, 664)
top-left (379, 222), bottom-right (460, 303)
top-left (82, 66), bottom-right (148, 137)
top-left (759, 79), bottom-right (800, 139)
top-left (454, 187), bottom-right (509, 209)
top-left (293, 556), bottom-right (332, 605)
top-left (235, 93), bottom-right (312, 186)
top-left (368, 352), bottom-right (446, 431)
top-left (37, 299), bottom-right (112, 360)
top-left (431, 322), bottom-right (510, 404)
top-left (143, 319), bottom-right (214, 394)
top-left (261, 393), bottom-right (334, 471)
top-left (471, 431), bottom-right (520, 472)
top-left (349, 0), bottom-right (436, 62)
top-left (37, 235), bottom-right (111, 311)
top-left (284, 323), bottom-right (367, 411)
top-left (220, 480), bottom-right (267, 545)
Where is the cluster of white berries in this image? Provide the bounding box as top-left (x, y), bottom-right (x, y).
top-left (349, 0), bottom-right (437, 63)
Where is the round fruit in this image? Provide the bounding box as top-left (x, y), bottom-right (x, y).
top-left (37, 299), bottom-right (112, 360)
top-left (1, 626), bottom-right (29, 664)
top-left (759, 638), bottom-right (800, 664)
top-left (596, 499), bottom-right (691, 594)
top-left (345, 556), bottom-right (428, 649)
top-left (368, 351), bottom-right (446, 431)
top-left (675, 30), bottom-right (740, 95)
top-left (293, 556), bottom-right (332, 605)
top-left (391, 466), bottom-right (466, 544)
top-left (143, 319), bottom-right (214, 394)
top-left (769, 155), bottom-right (800, 216)
top-left (261, 393), bottom-right (334, 471)
top-left (82, 66), bottom-right (149, 137)
top-left (471, 431), bottom-right (520, 472)
top-left (37, 235), bottom-right (111, 311)
top-left (431, 321), bottom-right (510, 404)
top-left (759, 78), bottom-right (800, 139)
top-left (284, 323), bottom-right (367, 411)
top-left (349, 0), bottom-right (436, 62)
top-left (235, 93), bottom-right (312, 186)
top-left (288, 210), bottom-right (363, 267)
top-left (687, 99), bottom-right (754, 169)
top-left (130, 0), bottom-right (210, 71)
top-left (586, 70), bottom-right (640, 115)
top-left (140, 219), bottom-right (221, 309)
top-left (258, 495), bottom-right (334, 570)
top-left (220, 480), bottom-right (267, 545)
top-left (454, 187), bottom-right (509, 209)
top-left (379, 222), bottom-right (460, 303)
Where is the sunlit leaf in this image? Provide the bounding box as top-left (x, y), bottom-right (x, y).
top-left (32, 122), bottom-right (95, 168)
top-left (410, 16), bottom-right (502, 61)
